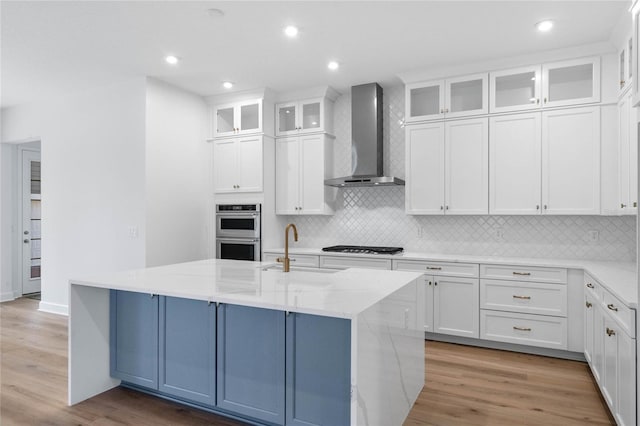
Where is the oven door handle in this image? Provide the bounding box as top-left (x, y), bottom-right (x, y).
top-left (216, 238), bottom-right (260, 243)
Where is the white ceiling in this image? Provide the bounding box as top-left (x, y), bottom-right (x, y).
top-left (1, 1), bottom-right (629, 108)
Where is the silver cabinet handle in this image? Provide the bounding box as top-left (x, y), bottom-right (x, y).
top-left (426, 267), bottom-right (442, 270)
top-left (607, 304), bottom-right (618, 312)
top-left (586, 283), bottom-right (594, 289)
top-left (585, 301), bottom-right (592, 308)
top-left (428, 281), bottom-right (432, 286)
top-left (512, 272), bottom-right (531, 276)
top-left (513, 295), bottom-right (531, 300)
top-left (513, 326), bottom-right (531, 332)
top-left (606, 327), bottom-right (616, 336)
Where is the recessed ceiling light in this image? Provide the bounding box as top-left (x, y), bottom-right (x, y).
top-left (165, 55), bottom-right (179, 65)
top-left (284, 25), bottom-right (299, 38)
top-left (223, 81), bottom-right (234, 89)
top-left (327, 61), bottom-right (339, 71)
top-left (536, 20), bottom-right (554, 32)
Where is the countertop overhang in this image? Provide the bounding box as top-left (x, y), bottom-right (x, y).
top-left (69, 258), bottom-right (423, 319)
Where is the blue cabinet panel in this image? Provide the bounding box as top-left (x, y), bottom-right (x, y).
top-left (159, 296), bottom-right (216, 406)
top-left (286, 313), bottom-right (351, 426)
top-left (217, 304), bottom-right (285, 425)
top-left (110, 290), bottom-right (159, 389)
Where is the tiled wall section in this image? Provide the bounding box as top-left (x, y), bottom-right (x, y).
top-left (281, 84), bottom-right (637, 261)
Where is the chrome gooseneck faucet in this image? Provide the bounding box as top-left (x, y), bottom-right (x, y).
top-left (277, 223), bottom-right (298, 272)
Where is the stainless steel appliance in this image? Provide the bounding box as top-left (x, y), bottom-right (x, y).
top-left (322, 245), bottom-right (403, 255)
top-left (216, 204), bottom-right (261, 261)
top-left (324, 83), bottom-right (405, 187)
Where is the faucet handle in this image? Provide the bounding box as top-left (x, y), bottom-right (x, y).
top-left (276, 257), bottom-right (284, 263)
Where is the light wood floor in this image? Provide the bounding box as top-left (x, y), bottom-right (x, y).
top-left (1, 298), bottom-right (614, 426)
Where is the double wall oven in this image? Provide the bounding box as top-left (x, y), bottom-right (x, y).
top-left (215, 204), bottom-right (261, 261)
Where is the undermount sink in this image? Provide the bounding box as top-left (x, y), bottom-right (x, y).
top-left (260, 264), bottom-right (338, 274)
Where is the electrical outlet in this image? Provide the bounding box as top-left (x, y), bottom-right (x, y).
top-left (587, 230), bottom-right (599, 242)
top-left (128, 226), bottom-right (139, 239)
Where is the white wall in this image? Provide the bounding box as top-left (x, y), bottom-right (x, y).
top-left (144, 78), bottom-right (210, 267)
top-left (1, 78), bottom-right (148, 314)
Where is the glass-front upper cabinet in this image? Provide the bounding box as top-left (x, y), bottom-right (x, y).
top-left (214, 99), bottom-right (263, 138)
top-left (405, 74), bottom-right (487, 123)
top-left (619, 34), bottom-right (633, 95)
top-left (490, 66), bottom-right (541, 113)
top-left (275, 98), bottom-right (327, 136)
top-left (542, 57), bottom-right (600, 108)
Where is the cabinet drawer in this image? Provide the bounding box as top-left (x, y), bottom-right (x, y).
top-left (602, 289), bottom-right (636, 338)
top-left (393, 260), bottom-right (479, 278)
top-left (480, 279), bottom-right (567, 317)
top-left (583, 273), bottom-right (602, 300)
top-left (263, 253), bottom-right (320, 268)
top-left (480, 310), bottom-right (567, 350)
top-left (319, 256), bottom-right (391, 270)
top-left (480, 264), bottom-right (567, 284)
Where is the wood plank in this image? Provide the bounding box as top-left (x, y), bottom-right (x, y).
top-left (0, 298), bottom-right (614, 425)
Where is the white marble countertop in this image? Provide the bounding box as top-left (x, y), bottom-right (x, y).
top-left (69, 259), bottom-right (423, 319)
top-left (264, 248), bottom-right (638, 308)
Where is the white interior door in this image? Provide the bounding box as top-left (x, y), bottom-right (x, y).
top-left (22, 150), bottom-right (41, 295)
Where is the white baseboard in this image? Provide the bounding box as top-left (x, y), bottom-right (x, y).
top-left (39, 301), bottom-right (68, 316)
top-left (0, 292), bottom-right (16, 302)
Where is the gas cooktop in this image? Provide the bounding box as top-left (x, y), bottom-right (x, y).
top-left (321, 245), bottom-right (404, 255)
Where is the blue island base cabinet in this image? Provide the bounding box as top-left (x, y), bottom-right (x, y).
top-left (110, 291), bottom-right (352, 426)
top-left (286, 313), bottom-right (351, 426)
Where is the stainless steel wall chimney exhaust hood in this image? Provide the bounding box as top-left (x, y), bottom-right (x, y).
top-left (324, 83), bottom-right (405, 188)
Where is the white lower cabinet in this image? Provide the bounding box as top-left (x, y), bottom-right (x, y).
top-left (479, 264), bottom-right (568, 350)
top-left (394, 260), bottom-right (479, 338)
top-left (583, 273), bottom-right (636, 426)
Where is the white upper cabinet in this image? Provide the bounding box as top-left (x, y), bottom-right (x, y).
top-left (542, 57), bottom-right (601, 108)
top-left (489, 66), bottom-right (542, 113)
top-left (489, 112), bottom-right (542, 215)
top-left (405, 118), bottom-right (488, 215)
top-left (275, 134), bottom-right (334, 215)
top-left (213, 135), bottom-right (263, 193)
top-left (275, 97), bottom-right (333, 137)
top-left (618, 92), bottom-right (638, 214)
top-left (445, 118), bottom-right (489, 214)
top-left (213, 99), bottom-right (263, 138)
top-left (619, 33), bottom-right (633, 95)
top-left (405, 122), bottom-right (446, 214)
top-left (405, 73), bottom-right (488, 122)
top-left (542, 106), bottom-right (601, 215)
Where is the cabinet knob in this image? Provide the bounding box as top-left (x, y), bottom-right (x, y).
top-left (621, 203), bottom-right (627, 208)
top-left (536, 98), bottom-right (540, 104)
top-left (445, 206), bottom-right (449, 210)
top-left (606, 327), bottom-right (616, 337)
top-left (586, 283), bottom-right (595, 289)
top-left (586, 301), bottom-right (592, 308)
top-left (440, 108), bottom-right (444, 114)
top-left (434, 282), bottom-right (438, 286)
top-left (634, 202), bottom-right (638, 208)
top-left (543, 205), bottom-right (548, 210)
top-left (23, 239), bottom-right (29, 244)
top-left (428, 281), bottom-right (432, 286)
top-left (543, 97), bottom-right (548, 103)
top-left (440, 206), bottom-right (444, 210)
top-left (536, 205), bottom-right (540, 210)
top-left (444, 108), bottom-right (449, 113)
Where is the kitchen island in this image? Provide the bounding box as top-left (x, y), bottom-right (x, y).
top-left (68, 258), bottom-right (424, 426)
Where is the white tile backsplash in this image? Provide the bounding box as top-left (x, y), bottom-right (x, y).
top-left (278, 84), bottom-right (636, 262)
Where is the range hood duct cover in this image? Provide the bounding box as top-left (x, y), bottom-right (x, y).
top-left (324, 83), bottom-right (405, 188)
